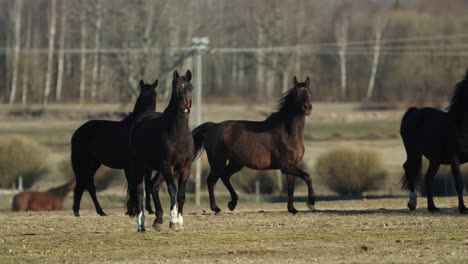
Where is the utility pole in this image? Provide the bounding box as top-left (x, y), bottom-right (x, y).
top-left (191, 37), bottom-right (209, 207)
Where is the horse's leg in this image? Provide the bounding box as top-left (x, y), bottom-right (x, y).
top-left (404, 154), bottom-right (422, 211)
top-left (151, 171), bottom-right (165, 231)
top-left (144, 170), bottom-right (154, 214)
top-left (160, 162), bottom-right (179, 231)
top-left (281, 165), bottom-right (316, 214)
top-left (425, 161), bottom-right (440, 212)
top-left (450, 157), bottom-right (468, 214)
top-left (87, 163), bottom-right (106, 216)
top-left (206, 154), bottom-right (226, 214)
top-left (176, 166), bottom-right (191, 230)
top-left (220, 161), bottom-right (243, 211)
top-left (286, 174), bottom-right (297, 214)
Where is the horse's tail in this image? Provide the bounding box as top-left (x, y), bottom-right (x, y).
top-left (192, 122), bottom-right (217, 160)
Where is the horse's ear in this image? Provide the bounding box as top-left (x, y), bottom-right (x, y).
top-left (173, 70), bottom-right (180, 80)
top-left (152, 78), bottom-right (158, 89)
top-left (305, 76), bottom-right (310, 87)
top-left (292, 76), bottom-right (298, 87)
top-left (139, 79), bottom-right (144, 90)
top-left (185, 70), bottom-right (192, 82)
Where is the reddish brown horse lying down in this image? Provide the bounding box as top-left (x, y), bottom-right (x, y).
top-left (12, 180), bottom-right (76, 212)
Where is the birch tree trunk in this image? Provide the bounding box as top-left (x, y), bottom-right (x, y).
top-left (256, 24), bottom-right (265, 98)
top-left (336, 20), bottom-right (348, 101)
top-left (21, 12), bottom-right (32, 105)
top-left (90, 0), bottom-right (102, 102)
top-left (9, 0), bottom-right (23, 104)
top-left (366, 21), bottom-right (383, 100)
top-left (79, 8), bottom-right (87, 105)
top-left (43, 0), bottom-right (57, 105)
top-left (55, 0), bottom-right (66, 102)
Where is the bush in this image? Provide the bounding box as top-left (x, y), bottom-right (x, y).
top-left (0, 135), bottom-right (50, 188)
top-left (60, 159), bottom-right (122, 191)
top-left (231, 169), bottom-right (278, 194)
top-left (316, 147), bottom-right (387, 196)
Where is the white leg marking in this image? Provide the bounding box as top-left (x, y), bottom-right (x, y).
top-left (178, 213), bottom-right (183, 226)
top-left (137, 211), bottom-right (145, 231)
top-left (169, 205), bottom-right (178, 223)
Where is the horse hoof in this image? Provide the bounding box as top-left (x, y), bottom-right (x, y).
top-left (97, 211), bottom-right (107, 216)
top-left (73, 211), bottom-right (80, 217)
top-left (288, 207), bottom-right (298, 215)
top-left (228, 201), bottom-right (237, 211)
top-left (428, 206), bottom-right (439, 213)
top-left (212, 207), bottom-right (222, 215)
top-left (169, 222), bottom-right (180, 231)
top-left (407, 202), bottom-right (416, 211)
top-left (152, 222), bottom-right (163, 232)
top-left (306, 202), bottom-right (315, 210)
top-left (137, 228), bottom-right (146, 233)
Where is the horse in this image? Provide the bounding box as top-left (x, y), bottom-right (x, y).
top-left (71, 78), bottom-right (158, 217)
top-left (12, 179), bottom-right (76, 212)
top-left (400, 69), bottom-right (468, 214)
top-left (192, 76), bottom-right (315, 214)
top-left (127, 70), bottom-right (194, 232)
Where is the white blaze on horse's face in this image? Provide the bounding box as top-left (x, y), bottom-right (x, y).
top-left (137, 211), bottom-right (145, 231)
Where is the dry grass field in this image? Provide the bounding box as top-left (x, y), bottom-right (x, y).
top-left (0, 103), bottom-right (466, 263)
top-left (0, 198), bottom-right (467, 263)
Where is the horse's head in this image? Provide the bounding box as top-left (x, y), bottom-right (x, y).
top-left (137, 78), bottom-right (158, 112)
top-left (291, 76), bottom-right (313, 115)
top-left (172, 70), bottom-right (193, 118)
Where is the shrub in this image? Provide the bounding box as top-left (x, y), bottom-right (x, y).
top-left (316, 147), bottom-right (387, 196)
top-left (0, 135), bottom-right (50, 188)
top-left (231, 169), bottom-right (278, 194)
top-left (60, 159), bottom-right (122, 191)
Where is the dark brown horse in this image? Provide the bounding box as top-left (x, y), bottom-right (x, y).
top-left (192, 76), bottom-right (314, 214)
top-left (127, 70), bottom-right (194, 232)
top-left (71, 78), bottom-right (158, 217)
top-left (401, 69), bottom-right (468, 214)
top-left (12, 180), bottom-right (76, 212)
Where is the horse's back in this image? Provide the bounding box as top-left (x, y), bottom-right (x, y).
top-left (400, 107), bottom-right (456, 163)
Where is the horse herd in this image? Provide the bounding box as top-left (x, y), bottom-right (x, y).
top-left (13, 68), bottom-right (468, 232)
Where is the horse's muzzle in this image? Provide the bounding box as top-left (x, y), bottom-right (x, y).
top-left (303, 104), bottom-right (313, 115)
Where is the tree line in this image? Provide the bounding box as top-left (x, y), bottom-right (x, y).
top-left (1, 0), bottom-right (468, 105)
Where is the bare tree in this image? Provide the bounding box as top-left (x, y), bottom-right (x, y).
top-left (8, 0), bottom-right (22, 104)
top-left (21, 11), bottom-right (32, 105)
top-left (79, 6), bottom-right (88, 105)
top-left (43, 0), bottom-right (57, 105)
top-left (335, 19), bottom-right (348, 100)
top-left (366, 17), bottom-right (384, 100)
top-left (90, 0), bottom-right (102, 102)
top-left (55, 0), bottom-right (67, 102)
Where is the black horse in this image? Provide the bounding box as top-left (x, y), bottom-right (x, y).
top-left (192, 76), bottom-right (315, 214)
top-left (401, 69), bottom-right (468, 214)
top-left (72, 78), bottom-right (158, 217)
top-left (127, 70), bottom-right (194, 232)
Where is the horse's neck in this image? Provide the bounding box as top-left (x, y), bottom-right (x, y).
top-left (280, 114), bottom-right (305, 141)
top-left (132, 98), bottom-right (152, 115)
top-left (163, 109), bottom-right (190, 135)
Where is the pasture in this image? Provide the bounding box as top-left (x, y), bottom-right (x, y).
top-left (1, 103), bottom-right (467, 263)
top-left (0, 197), bottom-right (467, 263)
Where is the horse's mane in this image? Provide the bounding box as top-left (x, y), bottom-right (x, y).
top-left (447, 69), bottom-right (468, 121)
top-left (266, 83), bottom-right (305, 122)
top-left (47, 181), bottom-right (72, 197)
